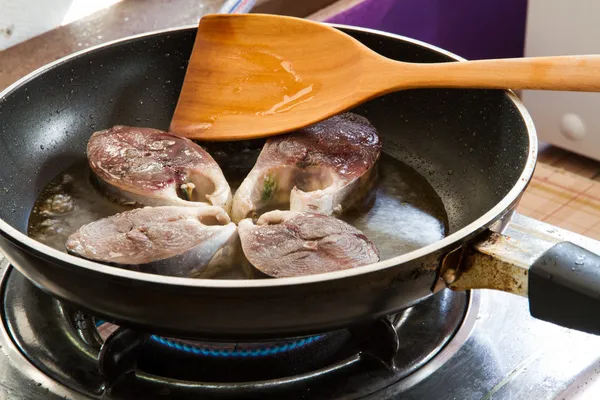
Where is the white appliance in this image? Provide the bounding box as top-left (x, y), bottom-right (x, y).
top-left (523, 0), bottom-right (600, 160)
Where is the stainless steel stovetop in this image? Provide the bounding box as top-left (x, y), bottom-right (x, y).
top-left (2, 250), bottom-right (600, 399)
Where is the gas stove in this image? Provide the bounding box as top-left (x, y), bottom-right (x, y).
top-left (1, 256), bottom-right (600, 399)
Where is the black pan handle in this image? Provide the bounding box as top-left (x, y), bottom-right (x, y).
top-left (529, 242), bottom-right (600, 335)
top-left (444, 212), bottom-right (600, 335)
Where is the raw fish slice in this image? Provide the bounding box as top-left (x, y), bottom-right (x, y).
top-left (238, 210), bottom-right (380, 278)
top-left (231, 113), bottom-right (381, 222)
top-left (87, 125), bottom-right (232, 212)
top-left (66, 205), bottom-right (246, 278)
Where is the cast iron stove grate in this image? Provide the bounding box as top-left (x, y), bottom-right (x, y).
top-left (2, 266), bottom-right (469, 399)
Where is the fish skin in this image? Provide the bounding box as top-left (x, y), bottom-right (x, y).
top-left (238, 210), bottom-right (380, 278)
top-left (65, 205), bottom-right (248, 278)
top-left (87, 125), bottom-right (232, 212)
top-left (231, 112), bottom-right (381, 222)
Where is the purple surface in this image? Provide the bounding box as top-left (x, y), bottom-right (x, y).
top-left (325, 0), bottom-right (528, 60)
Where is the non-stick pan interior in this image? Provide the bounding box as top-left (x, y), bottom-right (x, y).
top-left (0, 27), bottom-right (530, 236)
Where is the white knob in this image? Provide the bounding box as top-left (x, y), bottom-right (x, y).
top-left (560, 113), bottom-right (586, 141)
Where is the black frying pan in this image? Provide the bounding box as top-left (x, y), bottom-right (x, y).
top-left (1, 25), bottom-right (599, 340)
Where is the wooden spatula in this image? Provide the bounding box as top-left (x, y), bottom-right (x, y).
top-left (170, 13), bottom-right (600, 141)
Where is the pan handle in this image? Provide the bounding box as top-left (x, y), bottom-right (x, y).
top-left (444, 212), bottom-right (600, 335)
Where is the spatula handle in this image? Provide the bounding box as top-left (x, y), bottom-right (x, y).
top-left (400, 55), bottom-right (600, 92)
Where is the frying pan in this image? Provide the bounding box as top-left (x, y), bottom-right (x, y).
top-left (1, 24), bottom-right (599, 340)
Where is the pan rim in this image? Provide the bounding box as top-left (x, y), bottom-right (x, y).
top-left (0, 22), bottom-right (538, 289)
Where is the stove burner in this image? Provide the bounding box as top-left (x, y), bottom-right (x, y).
top-left (151, 334), bottom-right (325, 357)
top-left (96, 320), bottom-right (326, 358)
top-left (2, 266), bottom-right (471, 399)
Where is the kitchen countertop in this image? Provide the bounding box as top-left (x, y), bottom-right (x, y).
top-left (0, 0), bottom-right (225, 91)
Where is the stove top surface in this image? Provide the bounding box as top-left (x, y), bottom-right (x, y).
top-left (1, 256), bottom-right (600, 399)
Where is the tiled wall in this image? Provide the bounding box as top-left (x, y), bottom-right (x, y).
top-left (519, 164), bottom-right (600, 240)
